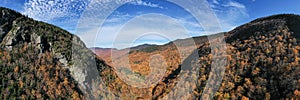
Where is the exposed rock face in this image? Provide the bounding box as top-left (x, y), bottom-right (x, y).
top-left (0, 8), bottom-right (21, 43)
top-left (0, 7), bottom-right (114, 99)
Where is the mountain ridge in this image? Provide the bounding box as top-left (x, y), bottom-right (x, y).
top-left (0, 7), bottom-right (116, 99)
top-left (93, 13), bottom-right (300, 99)
top-left (1, 7), bottom-right (300, 99)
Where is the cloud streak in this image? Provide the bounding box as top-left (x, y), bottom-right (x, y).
top-left (129, 0), bottom-right (165, 9)
top-left (225, 1), bottom-right (246, 9)
top-left (208, 0), bottom-right (249, 31)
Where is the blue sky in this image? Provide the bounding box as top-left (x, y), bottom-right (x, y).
top-left (1, 0), bottom-right (300, 49)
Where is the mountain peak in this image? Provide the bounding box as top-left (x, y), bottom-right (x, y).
top-left (0, 7), bottom-right (22, 42)
top-left (0, 7), bottom-right (21, 17)
top-left (226, 14), bottom-right (300, 42)
top-left (251, 14), bottom-right (300, 23)
top-left (0, 7), bottom-right (115, 99)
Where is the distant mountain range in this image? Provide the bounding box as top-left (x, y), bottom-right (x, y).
top-left (1, 7), bottom-right (300, 99)
top-left (93, 14), bottom-right (300, 99)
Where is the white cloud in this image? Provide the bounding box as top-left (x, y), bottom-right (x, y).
top-left (212, 0), bottom-right (219, 4)
top-left (208, 0), bottom-right (249, 31)
top-left (22, 0), bottom-right (92, 33)
top-left (23, 0), bottom-right (88, 23)
top-left (129, 0), bottom-right (165, 9)
top-left (19, 0), bottom-right (249, 48)
top-left (225, 1), bottom-right (246, 9)
top-left (77, 0), bottom-right (248, 48)
top-left (77, 0), bottom-right (229, 48)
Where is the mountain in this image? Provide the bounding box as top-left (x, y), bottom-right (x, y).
top-left (91, 43), bottom-right (160, 66)
top-left (0, 7), bottom-right (117, 99)
top-left (196, 14), bottom-right (300, 99)
top-left (130, 43), bottom-right (159, 51)
top-left (1, 7), bottom-right (300, 99)
top-left (91, 47), bottom-right (117, 62)
top-left (93, 14), bottom-right (300, 99)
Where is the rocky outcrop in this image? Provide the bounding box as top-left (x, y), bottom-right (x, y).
top-left (0, 7), bottom-right (114, 99)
